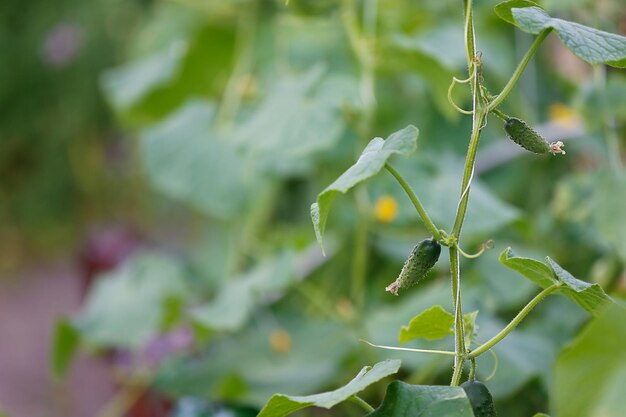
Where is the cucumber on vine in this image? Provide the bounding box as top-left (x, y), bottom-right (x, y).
top-left (504, 117), bottom-right (551, 154)
top-left (386, 238), bottom-right (441, 296)
top-left (461, 380), bottom-right (497, 417)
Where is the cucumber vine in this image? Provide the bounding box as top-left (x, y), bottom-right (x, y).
top-left (260, 0), bottom-right (623, 416)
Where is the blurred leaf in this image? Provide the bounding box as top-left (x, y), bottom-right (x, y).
top-left (533, 414), bottom-right (551, 417)
top-left (380, 154), bottom-right (520, 236)
top-left (495, 1), bottom-right (626, 67)
top-left (499, 247), bottom-right (557, 289)
top-left (102, 42), bottom-right (188, 113)
top-left (399, 305), bottom-right (454, 343)
top-left (234, 68), bottom-right (358, 175)
top-left (75, 252), bottom-right (187, 349)
top-left (50, 318), bottom-right (80, 378)
top-left (257, 359), bottom-right (401, 417)
top-left (475, 317), bottom-right (556, 398)
top-left (140, 100), bottom-right (264, 220)
top-left (553, 304), bottom-right (626, 417)
top-left (155, 319), bottom-right (357, 406)
top-left (102, 21), bottom-right (236, 124)
top-left (546, 257), bottom-right (613, 317)
top-left (311, 125), bottom-right (418, 252)
top-left (366, 381), bottom-right (474, 417)
top-left (191, 252), bottom-right (295, 332)
top-left (463, 310), bottom-right (479, 347)
top-left (594, 174), bottom-right (626, 262)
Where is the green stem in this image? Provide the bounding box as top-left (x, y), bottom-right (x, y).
top-left (451, 109), bottom-right (487, 237)
top-left (350, 395), bottom-right (375, 413)
top-left (342, 0), bottom-right (378, 312)
top-left (351, 187), bottom-right (370, 311)
top-left (594, 65), bottom-right (623, 172)
top-left (487, 28), bottom-right (551, 112)
top-left (491, 108), bottom-right (509, 121)
top-left (448, 0), bottom-right (480, 387)
top-left (215, 0), bottom-right (258, 129)
top-left (384, 164), bottom-right (442, 241)
top-left (449, 247), bottom-right (466, 386)
top-left (468, 284), bottom-right (559, 359)
top-left (463, 0), bottom-right (476, 72)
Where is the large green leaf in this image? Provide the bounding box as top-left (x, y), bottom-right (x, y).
top-left (233, 68), bottom-right (357, 176)
top-left (546, 257), bottom-right (613, 317)
top-left (399, 305), bottom-right (454, 343)
top-left (499, 247), bottom-right (556, 289)
top-left (191, 252), bottom-right (295, 332)
top-left (495, 1), bottom-right (626, 67)
top-left (366, 382), bottom-right (474, 417)
top-left (553, 304), bottom-right (626, 417)
top-left (155, 319), bottom-right (358, 407)
top-left (102, 42), bottom-right (188, 114)
top-left (101, 14), bottom-right (236, 124)
top-left (50, 318), bottom-right (80, 378)
top-left (75, 252), bottom-right (187, 349)
top-left (257, 359), bottom-right (401, 417)
top-left (499, 247), bottom-right (612, 317)
top-left (594, 173), bottom-right (626, 262)
top-left (141, 100), bottom-right (264, 220)
top-left (311, 125), bottom-right (418, 252)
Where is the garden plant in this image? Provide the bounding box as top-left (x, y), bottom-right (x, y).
top-left (48, 0), bottom-right (626, 416)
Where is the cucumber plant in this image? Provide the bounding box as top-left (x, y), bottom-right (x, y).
top-left (259, 0), bottom-right (624, 416)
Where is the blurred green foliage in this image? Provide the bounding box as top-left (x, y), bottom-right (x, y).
top-left (13, 0), bottom-right (625, 415)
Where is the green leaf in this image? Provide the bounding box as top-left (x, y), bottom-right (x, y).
top-left (594, 173), bottom-right (626, 262)
top-left (101, 19), bottom-right (236, 124)
top-left (495, 1), bottom-right (626, 67)
top-left (553, 304), bottom-right (626, 417)
top-left (75, 252), bottom-right (187, 349)
top-left (533, 414), bottom-right (551, 417)
top-left (546, 257), bottom-right (613, 317)
top-left (475, 317), bottom-right (556, 398)
top-left (366, 382), bottom-right (474, 417)
top-left (156, 319), bottom-right (356, 406)
top-left (257, 359), bottom-right (401, 417)
top-left (50, 318), bottom-right (80, 378)
top-left (494, 1), bottom-right (541, 26)
top-left (499, 247), bottom-right (557, 288)
top-left (140, 100), bottom-right (264, 220)
top-left (311, 125), bottom-right (418, 252)
top-left (500, 247), bottom-right (612, 316)
top-left (233, 68), bottom-right (357, 176)
top-left (463, 310), bottom-right (479, 347)
top-left (101, 42), bottom-right (188, 114)
top-left (191, 252), bottom-right (295, 332)
top-left (399, 305), bottom-right (454, 343)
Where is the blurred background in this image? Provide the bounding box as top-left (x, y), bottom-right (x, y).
top-left (0, 0), bottom-right (625, 416)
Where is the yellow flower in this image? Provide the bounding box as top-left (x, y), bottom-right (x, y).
top-left (375, 195), bottom-right (399, 223)
top-left (549, 103), bottom-right (582, 129)
top-left (269, 329), bottom-right (292, 354)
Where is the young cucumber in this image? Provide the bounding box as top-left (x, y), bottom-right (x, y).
top-left (461, 380), bottom-right (497, 417)
top-left (386, 238), bottom-right (441, 296)
top-left (504, 117), bottom-right (550, 154)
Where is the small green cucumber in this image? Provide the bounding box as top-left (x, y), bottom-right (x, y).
top-left (386, 238), bottom-right (441, 295)
top-left (504, 117), bottom-right (550, 154)
top-left (461, 380), bottom-right (497, 417)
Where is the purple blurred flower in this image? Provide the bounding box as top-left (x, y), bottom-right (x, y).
top-left (41, 23), bottom-right (83, 68)
top-left (145, 328), bottom-right (194, 365)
